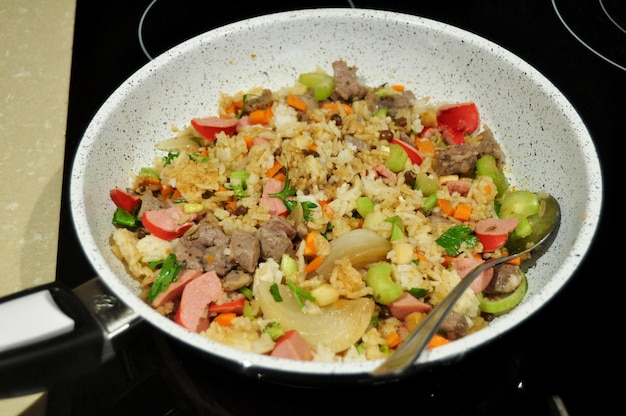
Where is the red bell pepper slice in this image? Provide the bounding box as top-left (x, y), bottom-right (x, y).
top-left (110, 188), bottom-right (141, 213)
top-left (190, 116), bottom-right (238, 141)
top-left (390, 138), bottom-right (423, 165)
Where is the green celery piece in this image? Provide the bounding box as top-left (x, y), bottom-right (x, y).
top-left (415, 172), bottom-right (438, 196)
top-left (385, 143), bottom-right (408, 173)
top-left (298, 72), bottom-right (335, 101)
top-left (475, 155), bottom-right (508, 197)
top-left (479, 271), bottom-right (527, 314)
top-left (356, 196), bottom-right (375, 218)
top-left (365, 262), bottom-right (403, 305)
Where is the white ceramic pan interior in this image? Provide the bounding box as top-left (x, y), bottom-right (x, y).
top-left (70, 8), bottom-right (602, 377)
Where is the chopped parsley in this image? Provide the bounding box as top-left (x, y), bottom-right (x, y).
top-left (435, 225), bottom-right (478, 256)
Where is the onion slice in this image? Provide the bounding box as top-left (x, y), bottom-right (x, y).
top-left (255, 280), bottom-right (375, 352)
top-left (313, 228), bottom-right (392, 278)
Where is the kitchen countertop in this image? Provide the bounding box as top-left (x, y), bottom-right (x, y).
top-left (0, 0), bottom-right (76, 414)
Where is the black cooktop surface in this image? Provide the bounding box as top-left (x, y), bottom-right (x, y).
top-left (51, 1), bottom-right (621, 415)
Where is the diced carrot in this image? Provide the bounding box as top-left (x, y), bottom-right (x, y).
top-left (416, 251), bottom-right (428, 262)
top-left (273, 172), bottom-right (286, 183)
top-left (243, 136), bottom-right (254, 149)
top-left (318, 199), bottom-right (333, 219)
top-left (200, 149), bottom-right (209, 157)
top-left (170, 189), bottom-right (183, 201)
top-left (386, 331), bottom-right (403, 348)
top-left (304, 255), bottom-right (324, 273)
top-left (507, 256), bottom-right (522, 266)
top-left (217, 185), bottom-right (227, 192)
top-left (213, 312), bottom-right (236, 327)
top-left (453, 203), bottom-right (472, 221)
top-left (415, 138), bottom-right (435, 154)
top-left (442, 255), bottom-right (454, 267)
top-left (287, 94), bottom-right (308, 112)
top-left (437, 199), bottom-right (455, 216)
top-left (391, 84), bottom-right (405, 92)
top-left (266, 160), bottom-right (284, 178)
top-left (248, 107), bottom-right (273, 125)
top-left (427, 333), bottom-right (450, 349)
top-left (483, 184), bottom-right (492, 195)
top-left (224, 199), bottom-right (238, 214)
top-left (321, 102), bottom-right (353, 115)
top-left (304, 231), bottom-right (321, 256)
top-left (308, 142), bottom-right (318, 152)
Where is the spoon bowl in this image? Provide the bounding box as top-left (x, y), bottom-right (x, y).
top-left (372, 193), bottom-right (561, 378)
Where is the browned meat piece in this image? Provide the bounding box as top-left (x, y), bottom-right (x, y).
top-left (365, 89), bottom-right (416, 117)
top-left (243, 88), bottom-right (273, 113)
top-left (137, 193), bottom-right (166, 219)
top-left (435, 143), bottom-right (478, 176)
top-left (203, 244), bottom-right (234, 276)
top-left (222, 269), bottom-right (253, 292)
top-left (476, 127), bottom-right (503, 167)
top-left (172, 237), bottom-right (205, 270)
top-left (262, 216), bottom-right (298, 239)
top-left (343, 134), bottom-right (370, 151)
top-left (256, 226), bottom-right (294, 262)
top-left (440, 310), bottom-right (469, 340)
top-left (484, 264), bottom-right (523, 294)
top-left (195, 218), bottom-right (229, 247)
top-left (229, 231), bottom-right (260, 273)
top-left (330, 60), bottom-right (368, 102)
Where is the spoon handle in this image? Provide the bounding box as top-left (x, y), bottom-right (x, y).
top-left (371, 255), bottom-right (511, 377)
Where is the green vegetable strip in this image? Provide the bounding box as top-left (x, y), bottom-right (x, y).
top-left (479, 271), bottom-right (527, 314)
top-left (147, 254), bottom-right (183, 302)
top-left (286, 280), bottom-right (316, 308)
top-left (435, 225), bottom-right (479, 256)
top-left (269, 283), bottom-right (283, 302)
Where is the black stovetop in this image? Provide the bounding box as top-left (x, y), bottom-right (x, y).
top-left (50, 1), bottom-right (622, 415)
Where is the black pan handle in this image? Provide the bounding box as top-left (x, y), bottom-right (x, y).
top-left (0, 278), bottom-right (141, 398)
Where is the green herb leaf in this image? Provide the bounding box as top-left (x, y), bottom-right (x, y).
top-left (286, 280), bottom-right (316, 308)
top-left (147, 254), bottom-right (183, 302)
top-left (408, 287), bottom-right (429, 298)
top-left (269, 283), bottom-right (283, 302)
top-left (301, 201), bottom-right (318, 222)
top-left (435, 225), bottom-right (478, 256)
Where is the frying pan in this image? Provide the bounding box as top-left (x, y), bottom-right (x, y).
top-left (0, 8), bottom-right (602, 397)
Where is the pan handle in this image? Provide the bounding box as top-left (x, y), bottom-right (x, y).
top-left (0, 277), bottom-right (141, 398)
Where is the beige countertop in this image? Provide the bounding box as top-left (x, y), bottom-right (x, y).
top-left (0, 0), bottom-right (76, 414)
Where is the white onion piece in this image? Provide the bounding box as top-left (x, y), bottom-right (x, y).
top-left (313, 228), bottom-right (392, 278)
top-left (155, 134), bottom-right (200, 153)
top-left (256, 280), bottom-right (374, 353)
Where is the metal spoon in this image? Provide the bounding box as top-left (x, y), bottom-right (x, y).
top-left (372, 193), bottom-right (560, 377)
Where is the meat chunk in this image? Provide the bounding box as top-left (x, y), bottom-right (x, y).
top-left (222, 269), bottom-right (253, 292)
top-left (172, 237), bottom-right (205, 270)
top-left (365, 89), bottom-right (416, 117)
top-left (330, 60), bottom-right (368, 102)
top-left (203, 244), bottom-right (234, 276)
top-left (435, 143), bottom-right (478, 176)
top-left (484, 264), bottom-right (523, 294)
top-left (194, 218), bottom-right (229, 247)
top-left (440, 311), bottom-right (469, 340)
top-left (256, 216), bottom-right (297, 261)
top-left (270, 329), bottom-right (314, 361)
top-left (387, 292), bottom-right (432, 320)
top-left (434, 127), bottom-right (504, 176)
top-left (229, 231), bottom-right (260, 273)
top-left (243, 88), bottom-right (273, 113)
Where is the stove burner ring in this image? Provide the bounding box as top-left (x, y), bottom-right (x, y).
top-left (553, 0), bottom-right (626, 72)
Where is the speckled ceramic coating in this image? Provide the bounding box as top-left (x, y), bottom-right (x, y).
top-left (71, 9), bottom-right (602, 381)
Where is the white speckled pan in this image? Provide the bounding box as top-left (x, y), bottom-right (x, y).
top-left (70, 8), bottom-right (602, 381)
